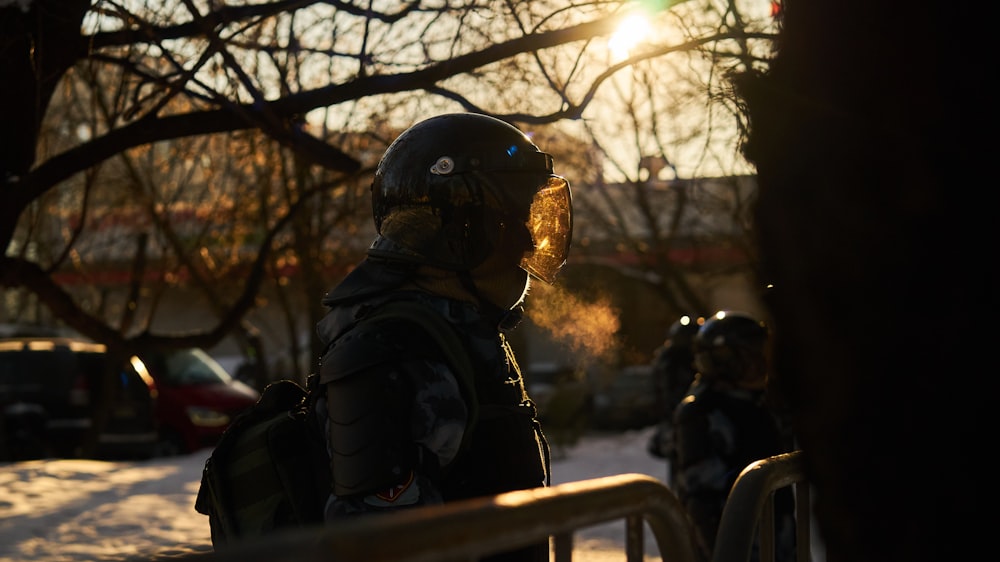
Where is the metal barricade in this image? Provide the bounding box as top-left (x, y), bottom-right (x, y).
top-left (184, 473), bottom-right (702, 562)
top-left (711, 450), bottom-right (811, 562)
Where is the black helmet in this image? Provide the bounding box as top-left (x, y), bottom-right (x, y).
top-left (369, 113), bottom-right (572, 284)
top-left (667, 314), bottom-right (703, 349)
top-left (693, 310), bottom-right (768, 382)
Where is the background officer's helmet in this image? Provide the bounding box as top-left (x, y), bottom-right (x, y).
top-left (693, 310), bottom-right (769, 384)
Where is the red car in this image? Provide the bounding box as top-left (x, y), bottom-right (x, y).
top-left (141, 348), bottom-right (260, 455)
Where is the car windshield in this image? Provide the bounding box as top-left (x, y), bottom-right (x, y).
top-left (160, 349), bottom-right (232, 385)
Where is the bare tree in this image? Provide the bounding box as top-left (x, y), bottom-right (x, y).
top-left (533, 1), bottom-right (775, 352)
top-left (1, 0), bottom-right (776, 383)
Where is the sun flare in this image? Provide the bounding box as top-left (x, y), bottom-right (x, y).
top-left (608, 12), bottom-right (653, 61)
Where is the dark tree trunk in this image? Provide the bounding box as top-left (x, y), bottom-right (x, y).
top-left (0, 0), bottom-right (88, 179)
top-left (734, 2), bottom-right (991, 561)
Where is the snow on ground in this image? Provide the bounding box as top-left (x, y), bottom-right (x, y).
top-left (0, 426), bottom-right (670, 562)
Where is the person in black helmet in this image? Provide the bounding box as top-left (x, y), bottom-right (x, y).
top-left (647, 314), bottom-right (702, 486)
top-left (673, 310), bottom-right (794, 562)
top-left (313, 113), bottom-right (572, 561)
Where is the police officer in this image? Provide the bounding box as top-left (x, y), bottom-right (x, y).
top-left (314, 113), bottom-right (572, 561)
top-left (673, 310), bottom-right (794, 561)
top-left (648, 314), bottom-right (702, 481)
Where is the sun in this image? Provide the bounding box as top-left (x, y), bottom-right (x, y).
top-left (608, 12), bottom-right (653, 61)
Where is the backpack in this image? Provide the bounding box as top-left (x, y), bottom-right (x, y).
top-left (194, 299), bottom-right (476, 547)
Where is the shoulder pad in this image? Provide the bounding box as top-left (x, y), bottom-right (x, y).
top-left (319, 320), bottom-right (405, 384)
top-left (673, 390), bottom-right (709, 423)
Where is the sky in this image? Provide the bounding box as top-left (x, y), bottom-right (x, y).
top-left (0, 426), bottom-right (672, 562)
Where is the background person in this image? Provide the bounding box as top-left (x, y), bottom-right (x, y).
top-left (647, 313), bottom-right (702, 486)
top-left (673, 310), bottom-right (794, 561)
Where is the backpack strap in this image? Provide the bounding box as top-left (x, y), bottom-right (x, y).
top-left (358, 299), bottom-right (479, 462)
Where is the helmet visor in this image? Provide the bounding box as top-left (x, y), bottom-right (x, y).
top-left (520, 175), bottom-right (572, 284)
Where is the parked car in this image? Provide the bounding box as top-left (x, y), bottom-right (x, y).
top-left (590, 364), bottom-right (660, 430)
top-left (0, 336), bottom-right (261, 460)
top-left (141, 348), bottom-right (259, 456)
top-left (0, 337), bottom-right (159, 460)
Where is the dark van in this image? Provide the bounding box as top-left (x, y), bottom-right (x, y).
top-left (0, 337), bottom-right (159, 461)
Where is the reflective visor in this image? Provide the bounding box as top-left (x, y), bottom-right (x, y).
top-left (520, 176), bottom-right (573, 284)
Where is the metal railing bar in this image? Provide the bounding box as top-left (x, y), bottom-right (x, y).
top-left (711, 450), bottom-right (808, 562)
top-left (760, 495), bottom-right (775, 561)
top-left (553, 531), bottom-right (573, 562)
top-left (626, 513), bottom-right (645, 562)
top-left (794, 481), bottom-right (811, 562)
top-left (182, 473), bottom-right (703, 562)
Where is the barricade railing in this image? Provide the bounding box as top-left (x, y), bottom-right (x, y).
top-left (182, 473), bottom-right (702, 562)
top-left (711, 450), bottom-right (811, 562)
top-left (176, 453), bottom-right (811, 562)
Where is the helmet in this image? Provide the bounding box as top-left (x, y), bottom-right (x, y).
top-left (693, 310), bottom-right (769, 382)
top-left (369, 113), bottom-right (572, 284)
top-left (666, 314), bottom-right (703, 349)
